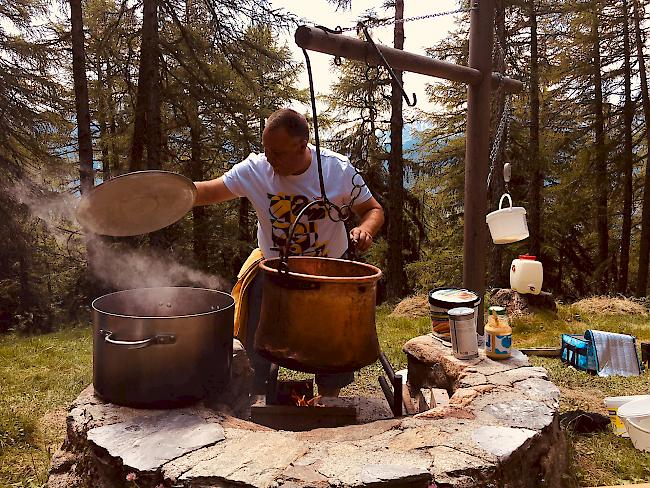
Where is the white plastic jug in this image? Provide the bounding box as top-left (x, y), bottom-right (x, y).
top-left (510, 255), bottom-right (543, 295)
top-left (485, 194), bottom-right (529, 244)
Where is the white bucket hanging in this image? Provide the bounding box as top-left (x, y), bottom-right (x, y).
top-left (485, 193), bottom-right (529, 244)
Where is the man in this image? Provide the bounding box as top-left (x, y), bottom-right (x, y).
top-left (194, 108), bottom-right (384, 397)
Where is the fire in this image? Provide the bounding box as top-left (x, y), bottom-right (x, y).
top-left (291, 391), bottom-right (322, 407)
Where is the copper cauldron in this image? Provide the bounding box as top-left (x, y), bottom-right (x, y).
top-left (255, 256), bottom-right (382, 374)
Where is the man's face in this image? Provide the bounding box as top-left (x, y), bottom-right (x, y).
top-left (262, 126), bottom-right (307, 176)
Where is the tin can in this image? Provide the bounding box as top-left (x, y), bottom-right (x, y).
top-left (448, 307), bottom-right (479, 359)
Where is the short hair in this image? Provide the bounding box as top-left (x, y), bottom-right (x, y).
top-left (265, 108), bottom-right (309, 141)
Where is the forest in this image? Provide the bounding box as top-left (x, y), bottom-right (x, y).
top-left (2, 0), bottom-right (650, 334)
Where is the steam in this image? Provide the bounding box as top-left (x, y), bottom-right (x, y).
top-left (10, 180), bottom-right (229, 292)
top-left (9, 181), bottom-right (82, 249)
top-left (88, 243), bottom-right (228, 291)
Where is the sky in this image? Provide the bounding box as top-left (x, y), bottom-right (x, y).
top-left (268, 0), bottom-right (463, 114)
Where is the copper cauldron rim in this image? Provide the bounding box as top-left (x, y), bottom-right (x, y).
top-left (259, 256), bottom-right (382, 284)
top-left (91, 286), bottom-right (234, 320)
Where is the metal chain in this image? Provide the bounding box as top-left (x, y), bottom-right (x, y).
top-left (333, 62), bottom-right (382, 222)
top-left (486, 28), bottom-right (512, 189)
top-left (315, 5), bottom-right (475, 33)
top-left (486, 93), bottom-right (511, 188)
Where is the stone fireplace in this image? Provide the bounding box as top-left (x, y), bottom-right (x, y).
top-left (47, 336), bottom-right (567, 487)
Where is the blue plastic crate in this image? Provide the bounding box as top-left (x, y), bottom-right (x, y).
top-left (561, 333), bottom-right (598, 374)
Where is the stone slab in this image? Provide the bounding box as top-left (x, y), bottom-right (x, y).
top-left (87, 411), bottom-right (225, 471)
top-left (471, 426), bottom-right (537, 458)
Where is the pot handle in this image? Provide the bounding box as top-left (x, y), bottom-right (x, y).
top-left (280, 199), bottom-right (327, 272)
top-left (100, 329), bottom-right (176, 349)
top-left (499, 193), bottom-right (513, 210)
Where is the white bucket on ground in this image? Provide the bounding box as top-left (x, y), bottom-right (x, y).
top-left (625, 417), bottom-right (650, 451)
top-left (604, 395), bottom-right (649, 436)
top-left (617, 396), bottom-right (650, 450)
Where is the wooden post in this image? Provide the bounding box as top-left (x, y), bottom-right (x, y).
top-left (464, 0), bottom-right (496, 337)
top-left (294, 26), bottom-right (522, 93)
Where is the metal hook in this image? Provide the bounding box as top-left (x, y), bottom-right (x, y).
top-left (358, 22), bottom-right (417, 107)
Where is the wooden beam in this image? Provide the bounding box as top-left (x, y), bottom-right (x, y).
top-left (295, 25), bottom-right (523, 93)
top-left (464, 0), bottom-right (496, 338)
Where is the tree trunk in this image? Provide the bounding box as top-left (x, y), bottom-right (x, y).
top-left (107, 58), bottom-right (120, 175)
top-left (130, 0), bottom-right (158, 171)
top-left (488, 0), bottom-right (507, 288)
top-left (592, 4), bottom-right (609, 292)
top-left (619, 0), bottom-right (634, 293)
top-left (145, 0), bottom-right (161, 170)
top-left (188, 96), bottom-right (208, 267)
top-left (386, 0), bottom-right (406, 301)
top-left (96, 54), bottom-right (111, 181)
top-left (634, 0), bottom-right (650, 296)
top-left (528, 0), bottom-right (542, 259)
top-left (70, 0), bottom-right (94, 195)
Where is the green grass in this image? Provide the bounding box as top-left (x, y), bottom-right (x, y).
top-left (509, 305), bottom-right (650, 487)
top-left (1, 305), bottom-right (650, 487)
top-left (0, 327), bottom-right (92, 487)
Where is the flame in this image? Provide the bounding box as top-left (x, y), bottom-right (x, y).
top-left (291, 391), bottom-right (322, 407)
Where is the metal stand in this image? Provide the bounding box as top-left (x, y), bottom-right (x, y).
top-left (378, 352), bottom-right (402, 417)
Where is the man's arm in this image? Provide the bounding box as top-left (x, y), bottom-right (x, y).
top-left (194, 177), bottom-right (238, 206)
top-left (350, 196), bottom-right (384, 253)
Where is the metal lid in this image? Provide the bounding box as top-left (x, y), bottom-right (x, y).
top-left (448, 306), bottom-right (475, 319)
top-left (428, 288), bottom-right (480, 307)
top-left (488, 306), bottom-right (507, 316)
top-left (76, 171), bottom-right (197, 236)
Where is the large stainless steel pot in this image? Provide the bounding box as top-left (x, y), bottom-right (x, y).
top-left (92, 287), bottom-right (234, 407)
top-left (255, 257), bottom-right (382, 374)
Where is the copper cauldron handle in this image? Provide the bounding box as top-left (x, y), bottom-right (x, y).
top-left (279, 200), bottom-right (357, 273)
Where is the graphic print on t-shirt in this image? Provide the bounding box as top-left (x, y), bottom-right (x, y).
top-left (268, 193), bottom-right (329, 256)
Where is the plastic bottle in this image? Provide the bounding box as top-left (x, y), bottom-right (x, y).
top-left (484, 306), bottom-right (512, 359)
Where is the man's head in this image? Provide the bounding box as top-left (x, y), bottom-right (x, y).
top-left (262, 108), bottom-right (310, 176)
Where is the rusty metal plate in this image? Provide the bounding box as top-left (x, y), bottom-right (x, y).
top-left (76, 171), bottom-right (196, 236)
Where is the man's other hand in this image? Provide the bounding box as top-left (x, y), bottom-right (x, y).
top-left (350, 227), bottom-right (373, 253)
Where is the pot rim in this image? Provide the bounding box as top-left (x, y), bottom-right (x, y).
top-left (91, 286), bottom-right (234, 320)
top-left (259, 256), bottom-right (382, 283)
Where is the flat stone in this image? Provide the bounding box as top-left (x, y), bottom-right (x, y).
top-left (311, 442), bottom-right (432, 486)
top-left (87, 411), bottom-right (225, 471)
top-left (457, 372), bottom-right (487, 388)
top-left (472, 426), bottom-right (537, 458)
top-left (429, 445), bottom-right (491, 483)
top-left (486, 366), bottom-right (547, 386)
top-left (359, 464), bottom-right (431, 484)
top-left (297, 418), bottom-right (400, 443)
top-left (386, 424), bottom-right (443, 450)
top-left (173, 430), bottom-right (308, 487)
top-left (481, 398), bottom-right (554, 430)
top-left (281, 464), bottom-right (329, 484)
top-left (514, 377), bottom-right (560, 405)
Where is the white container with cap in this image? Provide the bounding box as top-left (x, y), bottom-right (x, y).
top-left (510, 255), bottom-right (543, 295)
top-left (448, 307), bottom-right (479, 360)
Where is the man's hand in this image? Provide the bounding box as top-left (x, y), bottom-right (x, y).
top-left (349, 196), bottom-right (384, 254)
top-left (350, 227), bottom-right (373, 253)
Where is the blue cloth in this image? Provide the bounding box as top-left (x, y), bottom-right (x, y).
top-left (245, 269), bottom-right (354, 393)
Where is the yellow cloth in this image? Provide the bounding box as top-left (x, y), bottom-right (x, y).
top-left (232, 248), bottom-right (264, 345)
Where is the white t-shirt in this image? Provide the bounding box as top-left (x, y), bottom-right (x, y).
top-left (222, 145), bottom-right (372, 259)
